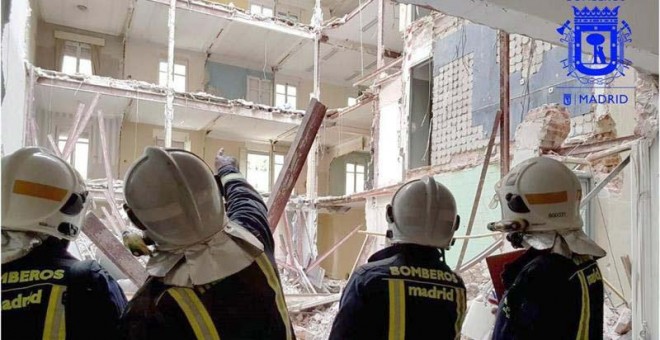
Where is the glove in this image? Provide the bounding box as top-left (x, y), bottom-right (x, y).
top-left (122, 231), bottom-right (152, 257)
top-left (214, 148), bottom-right (238, 173)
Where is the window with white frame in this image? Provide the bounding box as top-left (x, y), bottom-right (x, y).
top-left (58, 135), bottom-right (89, 179)
top-left (347, 97), bottom-right (358, 106)
top-left (250, 4), bottom-right (273, 16)
top-left (154, 130), bottom-right (191, 150)
top-left (246, 152), bottom-right (271, 193)
top-left (273, 154), bottom-right (285, 182)
top-left (277, 10), bottom-right (300, 22)
top-left (345, 162), bottom-right (365, 195)
top-left (247, 76), bottom-right (273, 106)
top-left (61, 41), bottom-right (93, 75)
top-left (275, 83), bottom-right (297, 110)
top-left (159, 61), bottom-right (187, 92)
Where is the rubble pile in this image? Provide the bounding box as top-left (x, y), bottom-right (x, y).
top-left (292, 302), bottom-right (339, 340)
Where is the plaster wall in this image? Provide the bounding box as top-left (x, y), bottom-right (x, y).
top-left (317, 208), bottom-right (366, 279)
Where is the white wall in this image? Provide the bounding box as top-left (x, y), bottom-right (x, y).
top-left (376, 76), bottom-right (405, 187)
top-left (124, 40), bottom-right (206, 92)
top-left (1, 0), bottom-right (31, 155)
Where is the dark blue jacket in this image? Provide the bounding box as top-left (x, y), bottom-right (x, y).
top-left (492, 248), bottom-right (604, 340)
top-left (120, 165), bottom-right (293, 340)
top-left (1, 237), bottom-right (128, 340)
top-left (330, 244), bottom-right (467, 340)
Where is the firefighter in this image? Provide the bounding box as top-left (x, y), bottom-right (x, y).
top-left (119, 147), bottom-right (293, 339)
top-left (488, 156), bottom-right (606, 339)
top-left (329, 176), bottom-right (467, 340)
top-left (1, 147), bottom-right (128, 339)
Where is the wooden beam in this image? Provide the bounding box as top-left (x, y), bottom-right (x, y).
top-left (83, 213), bottom-right (147, 285)
top-left (267, 99), bottom-right (327, 231)
top-left (455, 110), bottom-right (501, 270)
top-left (580, 155), bottom-right (630, 209)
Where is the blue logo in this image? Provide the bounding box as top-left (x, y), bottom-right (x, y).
top-left (557, 6), bottom-right (632, 85)
top-left (563, 93), bottom-right (571, 106)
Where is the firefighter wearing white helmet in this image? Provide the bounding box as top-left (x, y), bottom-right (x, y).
top-left (330, 176), bottom-right (467, 340)
top-left (490, 156), bottom-right (606, 340)
top-left (120, 147), bottom-right (293, 340)
top-left (1, 147), bottom-right (127, 339)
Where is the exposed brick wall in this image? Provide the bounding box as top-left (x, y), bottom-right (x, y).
top-left (430, 54), bottom-right (489, 165)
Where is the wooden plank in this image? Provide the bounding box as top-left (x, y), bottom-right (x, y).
top-left (351, 234), bottom-right (377, 274)
top-left (83, 213), bottom-right (147, 285)
top-left (548, 135), bottom-right (639, 156)
top-left (63, 94), bottom-right (101, 160)
top-left (266, 98), bottom-right (327, 231)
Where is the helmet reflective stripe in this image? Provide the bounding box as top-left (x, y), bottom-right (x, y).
top-left (12, 180), bottom-right (68, 202)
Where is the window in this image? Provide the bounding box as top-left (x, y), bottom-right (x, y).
top-left (246, 152), bottom-right (271, 193)
top-left (61, 41), bottom-right (93, 75)
top-left (247, 76), bottom-right (273, 106)
top-left (345, 163), bottom-right (365, 195)
top-left (275, 84), bottom-right (297, 110)
top-left (154, 130), bottom-right (191, 150)
top-left (408, 59), bottom-right (432, 169)
top-left (347, 97), bottom-right (358, 106)
top-left (273, 154), bottom-right (285, 182)
top-left (58, 136), bottom-right (89, 179)
top-left (250, 4), bottom-right (273, 16)
top-left (577, 174), bottom-right (592, 236)
top-left (159, 61), bottom-right (187, 92)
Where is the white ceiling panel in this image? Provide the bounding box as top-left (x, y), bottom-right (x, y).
top-left (325, 0), bottom-right (403, 51)
top-left (125, 100), bottom-right (219, 131)
top-left (208, 115), bottom-right (298, 142)
top-left (35, 84), bottom-right (130, 117)
top-left (38, 0), bottom-right (131, 36)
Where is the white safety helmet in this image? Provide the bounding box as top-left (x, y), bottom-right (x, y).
top-left (386, 176), bottom-right (460, 249)
top-left (488, 157), bottom-right (583, 234)
top-left (1, 147), bottom-right (88, 240)
top-left (123, 147), bottom-right (225, 247)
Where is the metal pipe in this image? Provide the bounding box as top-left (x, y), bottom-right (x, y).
top-left (499, 30), bottom-right (511, 177)
top-left (455, 109), bottom-right (502, 270)
top-left (580, 155), bottom-right (631, 209)
top-left (164, 0), bottom-right (176, 147)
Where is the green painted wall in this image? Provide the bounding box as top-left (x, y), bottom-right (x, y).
top-left (433, 164), bottom-right (502, 268)
top-left (329, 152), bottom-right (372, 196)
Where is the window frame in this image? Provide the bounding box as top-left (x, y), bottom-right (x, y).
top-left (275, 83), bottom-right (297, 110)
top-left (246, 151), bottom-right (272, 194)
top-left (158, 60), bottom-right (188, 92)
top-left (250, 4), bottom-right (273, 16)
top-left (57, 134), bottom-right (90, 179)
top-left (246, 76), bottom-right (273, 106)
top-left (61, 40), bottom-right (93, 76)
top-left (345, 162), bottom-right (366, 195)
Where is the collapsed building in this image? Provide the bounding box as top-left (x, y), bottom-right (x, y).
top-left (1, 0), bottom-right (658, 338)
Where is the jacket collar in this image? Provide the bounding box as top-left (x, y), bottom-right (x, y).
top-left (368, 243), bottom-right (442, 263)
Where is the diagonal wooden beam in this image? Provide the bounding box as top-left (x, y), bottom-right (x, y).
top-left (83, 213), bottom-right (147, 285)
top-left (266, 98), bottom-right (327, 231)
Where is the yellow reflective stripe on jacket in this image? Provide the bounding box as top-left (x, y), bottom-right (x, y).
top-left (255, 254), bottom-right (293, 340)
top-left (576, 271), bottom-right (591, 340)
top-left (454, 287), bottom-right (466, 340)
top-left (42, 284), bottom-right (66, 340)
top-left (167, 287), bottom-right (221, 340)
top-left (387, 279), bottom-right (406, 340)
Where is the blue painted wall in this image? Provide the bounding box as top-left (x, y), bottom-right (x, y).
top-left (432, 23), bottom-right (594, 140)
top-left (205, 62), bottom-right (273, 100)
